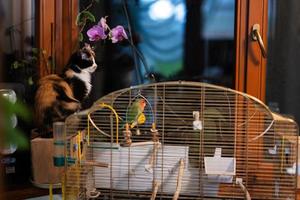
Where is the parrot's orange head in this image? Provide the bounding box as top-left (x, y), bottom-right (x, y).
top-left (140, 99), bottom-right (146, 109)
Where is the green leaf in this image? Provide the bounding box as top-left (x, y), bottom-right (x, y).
top-left (0, 96), bottom-right (29, 150)
top-left (82, 11), bottom-right (96, 22)
top-left (78, 32), bottom-right (83, 42)
top-left (8, 100), bottom-right (32, 122)
top-left (95, 0), bottom-right (100, 3)
top-left (31, 57), bottom-right (38, 62)
top-left (76, 11), bottom-right (96, 26)
top-left (76, 12), bottom-right (84, 26)
top-left (12, 61), bottom-right (20, 69)
top-left (22, 60), bottom-right (30, 65)
top-left (28, 76), bottom-right (34, 85)
top-left (5, 127), bottom-right (29, 150)
top-left (32, 48), bottom-right (39, 54)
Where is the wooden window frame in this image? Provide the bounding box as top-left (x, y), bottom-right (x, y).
top-left (235, 0), bottom-right (268, 102)
top-left (36, 0), bottom-right (78, 77)
top-left (37, 0), bottom-right (268, 102)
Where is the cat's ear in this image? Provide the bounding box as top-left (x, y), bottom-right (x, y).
top-left (81, 43), bottom-right (95, 57)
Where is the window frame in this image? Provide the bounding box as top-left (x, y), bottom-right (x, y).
top-left (235, 0), bottom-right (268, 102)
top-left (36, 0), bottom-right (268, 101)
top-left (36, 0), bottom-right (79, 76)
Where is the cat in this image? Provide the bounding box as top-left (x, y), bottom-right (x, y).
top-left (34, 43), bottom-right (97, 137)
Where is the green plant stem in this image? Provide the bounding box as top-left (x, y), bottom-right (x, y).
top-left (78, 0), bottom-right (96, 34)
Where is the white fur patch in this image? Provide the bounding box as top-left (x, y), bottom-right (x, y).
top-left (73, 57), bottom-right (97, 97)
top-left (74, 70), bottom-right (92, 96)
top-left (64, 54), bottom-right (97, 98)
top-left (88, 56), bottom-right (98, 73)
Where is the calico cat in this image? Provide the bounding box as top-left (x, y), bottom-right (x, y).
top-left (34, 44), bottom-right (97, 137)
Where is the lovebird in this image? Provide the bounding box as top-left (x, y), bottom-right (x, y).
top-left (126, 98), bottom-right (147, 129)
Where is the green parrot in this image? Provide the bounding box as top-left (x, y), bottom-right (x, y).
top-left (126, 98), bottom-right (147, 129)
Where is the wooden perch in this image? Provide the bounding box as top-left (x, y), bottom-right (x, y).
top-left (145, 142), bottom-right (160, 173)
top-left (81, 161), bottom-right (109, 168)
top-left (173, 159), bottom-right (185, 200)
top-left (130, 141), bottom-right (160, 147)
top-left (150, 181), bottom-right (161, 200)
top-left (237, 179), bottom-right (251, 200)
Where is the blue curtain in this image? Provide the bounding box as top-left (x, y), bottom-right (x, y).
top-left (129, 0), bottom-right (186, 79)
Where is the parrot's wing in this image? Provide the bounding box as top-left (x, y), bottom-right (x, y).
top-left (127, 102), bottom-right (139, 121)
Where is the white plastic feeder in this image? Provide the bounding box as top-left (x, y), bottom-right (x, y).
top-left (204, 148), bottom-right (236, 183)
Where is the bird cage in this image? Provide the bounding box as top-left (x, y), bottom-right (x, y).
top-left (63, 81), bottom-right (298, 200)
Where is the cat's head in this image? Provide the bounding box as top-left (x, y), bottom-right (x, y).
top-left (67, 43), bottom-right (97, 73)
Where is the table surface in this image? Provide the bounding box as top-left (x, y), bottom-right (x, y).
top-left (1, 183), bottom-right (61, 200)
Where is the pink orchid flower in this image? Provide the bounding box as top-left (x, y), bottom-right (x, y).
top-left (99, 17), bottom-right (109, 31)
top-left (111, 25), bottom-right (128, 43)
top-left (87, 25), bottom-right (107, 41)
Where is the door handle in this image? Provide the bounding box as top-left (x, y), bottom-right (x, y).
top-left (251, 24), bottom-right (267, 58)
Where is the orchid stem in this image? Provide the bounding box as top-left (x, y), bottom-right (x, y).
top-left (122, 0), bottom-right (156, 83)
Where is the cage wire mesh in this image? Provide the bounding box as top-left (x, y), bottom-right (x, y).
top-left (63, 81), bottom-right (298, 200)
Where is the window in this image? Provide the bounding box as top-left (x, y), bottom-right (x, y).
top-left (106, 0), bottom-right (235, 89)
top-left (32, 0), bottom-right (268, 101)
top-left (266, 0), bottom-right (300, 125)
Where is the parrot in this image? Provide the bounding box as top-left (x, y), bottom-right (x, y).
top-left (126, 98), bottom-right (147, 129)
